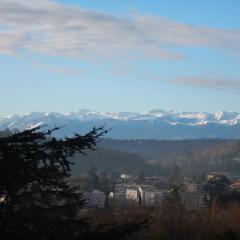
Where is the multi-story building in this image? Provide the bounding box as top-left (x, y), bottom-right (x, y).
top-left (113, 182), bottom-right (170, 207)
top-left (139, 185), bottom-right (167, 206)
top-left (114, 184), bottom-right (128, 200)
top-left (181, 192), bottom-right (205, 209)
top-left (126, 187), bottom-right (139, 203)
top-left (181, 179), bottom-right (205, 209)
top-left (113, 183), bottom-right (133, 205)
top-left (184, 183), bottom-right (201, 193)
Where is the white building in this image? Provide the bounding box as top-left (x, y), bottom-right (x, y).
top-left (126, 187), bottom-right (139, 203)
top-left (120, 174), bottom-right (133, 180)
top-left (113, 183), bottom-right (168, 207)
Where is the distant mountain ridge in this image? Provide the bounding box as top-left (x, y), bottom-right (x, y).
top-left (1, 109), bottom-right (240, 139)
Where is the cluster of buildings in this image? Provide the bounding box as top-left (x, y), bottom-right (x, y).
top-left (111, 174), bottom-right (207, 209)
top-left (111, 183), bottom-right (168, 207)
top-left (71, 171), bottom-right (240, 210)
top-left (79, 174), bottom-right (205, 209)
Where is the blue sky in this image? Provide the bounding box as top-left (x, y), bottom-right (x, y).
top-left (0, 0), bottom-right (240, 116)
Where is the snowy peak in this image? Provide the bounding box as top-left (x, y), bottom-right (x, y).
top-left (0, 109), bottom-right (240, 132)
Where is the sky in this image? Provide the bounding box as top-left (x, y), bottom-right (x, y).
top-left (0, 0), bottom-right (240, 117)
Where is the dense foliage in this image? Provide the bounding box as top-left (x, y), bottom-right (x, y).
top-left (0, 126), bottom-right (104, 239)
top-left (101, 139), bottom-right (240, 174)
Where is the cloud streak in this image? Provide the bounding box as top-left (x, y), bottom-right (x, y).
top-left (170, 76), bottom-right (240, 92)
top-left (0, 0), bottom-right (240, 61)
top-left (34, 62), bottom-right (84, 76)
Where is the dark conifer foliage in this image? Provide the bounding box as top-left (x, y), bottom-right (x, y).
top-left (0, 126), bottom-right (108, 240)
top-left (204, 175), bottom-right (240, 205)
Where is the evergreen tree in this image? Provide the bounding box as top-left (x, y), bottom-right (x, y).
top-left (203, 175), bottom-right (230, 204)
top-left (0, 126), bottom-right (146, 240)
top-left (0, 126), bottom-right (107, 240)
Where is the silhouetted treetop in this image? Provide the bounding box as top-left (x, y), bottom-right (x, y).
top-left (0, 125), bottom-right (108, 240)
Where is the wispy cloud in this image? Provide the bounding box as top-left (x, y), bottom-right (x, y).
top-left (48, 66), bottom-right (82, 76)
top-left (170, 76), bottom-right (240, 92)
top-left (0, 0), bottom-right (240, 61)
top-left (34, 62), bottom-right (83, 76)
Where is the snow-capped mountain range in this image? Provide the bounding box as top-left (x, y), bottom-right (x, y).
top-left (1, 109), bottom-right (240, 139)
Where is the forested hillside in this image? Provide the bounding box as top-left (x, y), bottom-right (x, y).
top-left (100, 139), bottom-right (240, 174)
top-left (2, 129), bottom-right (240, 176)
top-left (100, 138), bottom-right (229, 160)
top-left (71, 147), bottom-right (167, 176)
